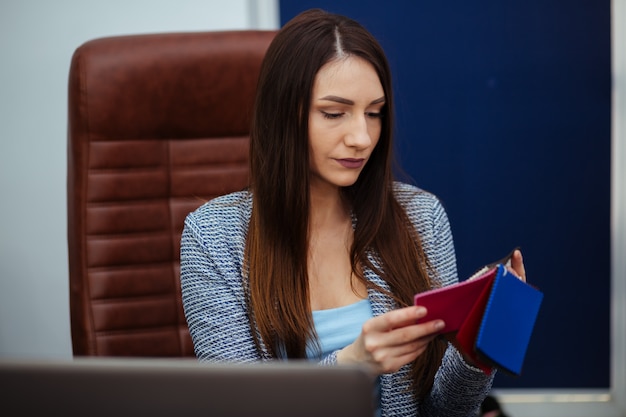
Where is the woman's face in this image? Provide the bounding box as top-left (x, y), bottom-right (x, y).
top-left (308, 56), bottom-right (385, 192)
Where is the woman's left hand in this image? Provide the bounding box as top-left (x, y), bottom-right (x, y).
top-left (509, 249), bottom-right (526, 282)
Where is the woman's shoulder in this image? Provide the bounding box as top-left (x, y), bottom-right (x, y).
top-left (392, 181), bottom-right (443, 212)
top-left (392, 182), bottom-right (457, 286)
top-left (392, 181), bottom-right (451, 237)
top-left (186, 190), bottom-right (252, 232)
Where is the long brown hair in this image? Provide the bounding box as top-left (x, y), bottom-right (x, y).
top-left (246, 8), bottom-right (446, 400)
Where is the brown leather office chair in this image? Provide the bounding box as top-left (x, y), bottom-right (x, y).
top-left (67, 30), bottom-right (276, 357)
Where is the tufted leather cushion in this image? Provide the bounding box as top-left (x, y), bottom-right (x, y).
top-left (67, 30), bottom-right (276, 356)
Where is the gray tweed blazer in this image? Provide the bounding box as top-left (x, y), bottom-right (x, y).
top-left (180, 182), bottom-right (493, 416)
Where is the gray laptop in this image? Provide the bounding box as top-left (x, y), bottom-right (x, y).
top-left (0, 357), bottom-right (375, 416)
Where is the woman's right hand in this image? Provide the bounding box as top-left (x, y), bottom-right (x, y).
top-left (337, 306), bottom-right (445, 374)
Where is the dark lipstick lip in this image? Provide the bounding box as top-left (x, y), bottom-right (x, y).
top-left (336, 158), bottom-right (365, 168)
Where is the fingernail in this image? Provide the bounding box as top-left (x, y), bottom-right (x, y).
top-left (415, 306), bottom-right (427, 316)
top-left (434, 320), bottom-right (445, 331)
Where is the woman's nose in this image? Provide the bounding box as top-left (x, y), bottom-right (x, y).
top-left (344, 115), bottom-right (372, 148)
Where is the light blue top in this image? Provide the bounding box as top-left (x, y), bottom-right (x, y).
top-left (307, 298), bottom-right (373, 360)
top-left (308, 299), bottom-right (381, 416)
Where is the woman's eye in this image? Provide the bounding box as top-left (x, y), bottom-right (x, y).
top-left (321, 111), bottom-right (344, 119)
top-left (366, 112), bottom-right (383, 119)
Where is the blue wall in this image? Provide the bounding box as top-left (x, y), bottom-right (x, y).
top-left (280, 1), bottom-right (611, 389)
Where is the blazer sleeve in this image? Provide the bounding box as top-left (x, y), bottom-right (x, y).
top-left (180, 209), bottom-right (263, 362)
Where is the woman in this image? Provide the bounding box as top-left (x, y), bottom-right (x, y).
top-left (180, 8), bottom-right (526, 416)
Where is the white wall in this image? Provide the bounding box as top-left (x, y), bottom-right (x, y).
top-left (610, 0), bottom-right (626, 413)
top-left (0, 0), bottom-right (278, 359)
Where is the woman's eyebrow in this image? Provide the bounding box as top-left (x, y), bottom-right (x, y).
top-left (318, 95), bottom-right (386, 105)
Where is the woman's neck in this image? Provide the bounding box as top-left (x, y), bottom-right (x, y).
top-left (308, 184), bottom-right (349, 230)
top-left (307, 184), bottom-right (364, 310)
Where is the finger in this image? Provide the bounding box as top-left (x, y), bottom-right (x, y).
top-left (374, 347), bottom-right (425, 374)
top-left (510, 249), bottom-right (526, 282)
top-left (367, 321), bottom-right (443, 353)
top-left (371, 339), bottom-right (426, 363)
top-left (363, 306), bottom-right (430, 333)
top-left (369, 335), bottom-right (436, 374)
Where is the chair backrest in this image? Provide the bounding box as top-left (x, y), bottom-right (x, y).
top-left (67, 30), bottom-right (276, 356)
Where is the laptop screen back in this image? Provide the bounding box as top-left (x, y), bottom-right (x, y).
top-left (0, 358), bottom-right (376, 417)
